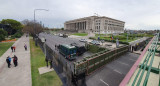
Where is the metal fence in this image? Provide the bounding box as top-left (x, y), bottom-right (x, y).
top-left (74, 45), bottom-right (129, 75)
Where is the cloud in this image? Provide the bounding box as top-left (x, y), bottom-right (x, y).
top-left (0, 0), bottom-right (160, 30)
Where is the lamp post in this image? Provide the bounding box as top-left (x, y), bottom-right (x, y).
top-left (34, 9), bottom-right (48, 46)
top-left (34, 9), bottom-right (49, 35)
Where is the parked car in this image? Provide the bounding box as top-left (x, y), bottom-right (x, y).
top-left (79, 39), bottom-right (87, 42)
top-left (63, 34), bottom-right (68, 38)
top-left (90, 40), bottom-right (100, 45)
top-left (59, 33), bottom-right (63, 37)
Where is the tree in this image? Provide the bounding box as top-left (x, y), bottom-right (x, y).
top-left (61, 28), bottom-right (64, 30)
top-left (22, 19), bottom-right (44, 36)
top-left (1, 19), bottom-right (23, 34)
top-left (0, 29), bottom-right (7, 41)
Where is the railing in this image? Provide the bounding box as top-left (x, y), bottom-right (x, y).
top-left (131, 33), bottom-right (159, 86)
top-left (74, 45), bottom-right (129, 75)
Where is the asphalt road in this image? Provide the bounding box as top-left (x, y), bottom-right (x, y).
top-left (86, 52), bottom-right (139, 86)
top-left (38, 33), bottom-right (93, 71)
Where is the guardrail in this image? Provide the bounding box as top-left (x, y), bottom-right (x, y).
top-left (74, 45), bottom-right (129, 75)
top-left (131, 33), bottom-right (159, 86)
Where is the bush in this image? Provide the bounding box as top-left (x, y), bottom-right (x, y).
top-left (89, 37), bottom-right (96, 40)
top-left (0, 34), bottom-right (5, 41)
top-left (87, 44), bottom-right (105, 53)
top-left (12, 30), bottom-right (23, 38)
top-left (14, 32), bottom-right (22, 38)
top-left (11, 35), bottom-right (16, 39)
top-left (0, 29), bottom-right (7, 41)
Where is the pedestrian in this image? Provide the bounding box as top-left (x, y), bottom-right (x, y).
top-left (8, 56), bottom-right (11, 65)
top-left (6, 56), bottom-right (11, 68)
top-left (11, 46), bottom-right (13, 52)
top-left (24, 44), bottom-right (27, 51)
top-left (116, 38), bottom-right (119, 48)
top-left (132, 46), bottom-right (134, 52)
top-left (45, 58), bottom-right (48, 67)
top-left (13, 46), bottom-right (16, 52)
top-left (49, 60), bottom-right (52, 69)
top-left (55, 44), bottom-right (57, 50)
top-left (12, 55), bottom-right (18, 67)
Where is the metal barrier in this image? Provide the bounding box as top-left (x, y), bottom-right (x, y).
top-left (131, 33), bottom-right (160, 86)
top-left (74, 45), bottom-right (129, 75)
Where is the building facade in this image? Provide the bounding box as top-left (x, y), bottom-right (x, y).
top-left (64, 16), bottom-right (125, 34)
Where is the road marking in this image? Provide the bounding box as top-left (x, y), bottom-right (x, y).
top-left (100, 79), bottom-right (109, 86)
top-left (116, 61), bottom-right (129, 66)
top-left (114, 69), bottom-right (122, 74)
top-left (129, 58), bottom-right (136, 61)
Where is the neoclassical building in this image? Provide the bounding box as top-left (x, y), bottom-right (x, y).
top-left (64, 16), bottom-right (125, 34)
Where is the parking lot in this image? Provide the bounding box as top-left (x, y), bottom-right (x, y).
top-left (86, 52), bottom-right (139, 86)
top-left (68, 34), bottom-right (124, 50)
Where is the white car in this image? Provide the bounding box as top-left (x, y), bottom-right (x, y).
top-left (79, 39), bottom-right (87, 42)
top-left (59, 33), bottom-right (63, 37)
top-left (90, 40), bottom-right (100, 45)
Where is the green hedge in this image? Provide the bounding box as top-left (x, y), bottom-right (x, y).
top-left (87, 44), bottom-right (105, 53)
top-left (11, 30), bottom-right (23, 39)
top-left (89, 37), bottom-right (129, 45)
top-left (0, 29), bottom-right (7, 41)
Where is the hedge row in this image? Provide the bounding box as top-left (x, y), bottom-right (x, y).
top-left (89, 37), bottom-right (129, 45)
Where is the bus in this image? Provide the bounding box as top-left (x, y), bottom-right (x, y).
top-left (59, 44), bottom-right (77, 60)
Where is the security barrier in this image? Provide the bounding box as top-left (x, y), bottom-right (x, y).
top-left (74, 45), bottom-right (129, 75)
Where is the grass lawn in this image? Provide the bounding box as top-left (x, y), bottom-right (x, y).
top-left (72, 33), bottom-right (88, 36)
top-left (0, 42), bottom-right (14, 57)
top-left (30, 38), bottom-right (62, 86)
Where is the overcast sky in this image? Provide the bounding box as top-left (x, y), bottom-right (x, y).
top-left (0, 0), bottom-right (160, 30)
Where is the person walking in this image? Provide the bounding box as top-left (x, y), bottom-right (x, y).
top-left (24, 44), bottom-right (27, 51)
top-left (6, 56), bottom-right (11, 68)
top-left (45, 58), bottom-right (48, 67)
top-left (49, 60), bottom-right (52, 69)
top-left (11, 46), bottom-right (13, 52)
top-left (13, 46), bottom-right (16, 52)
top-left (55, 44), bottom-right (57, 50)
top-left (12, 55), bottom-right (18, 67)
top-left (8, 56), bottom-right (11, 65)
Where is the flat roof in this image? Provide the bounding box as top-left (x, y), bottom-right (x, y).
top-left (62, 44), bottom-right (75, 49)
top-left (65, 16), bottom-right (125, 23)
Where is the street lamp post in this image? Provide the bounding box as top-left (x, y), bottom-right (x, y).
top-left (34, 9), bottom-right (49, 35)
top-left (34, 9), bottom-right (48, 46)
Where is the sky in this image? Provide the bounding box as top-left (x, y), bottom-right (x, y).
top-left (0, 0), bottom-right (160, 30)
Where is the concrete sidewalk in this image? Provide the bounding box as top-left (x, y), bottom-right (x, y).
top-left (0, 35), bottom-right (32, 86)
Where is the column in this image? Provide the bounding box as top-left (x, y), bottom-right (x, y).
top-left (82, 22), bottom-right (84, 30)
top-left (78, 22), bottom-right (80, 30)
top-left (84, 21), bottom-right (86, 30)
top-left (79, 22), bottom-right (82, 30)
top-left (84, 22), bottom-right (85, 30)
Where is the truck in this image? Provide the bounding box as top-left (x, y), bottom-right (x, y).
top-left (59, 44), bottom-right (77, 60)
top-left (58, 43), bottom-right (86, 60)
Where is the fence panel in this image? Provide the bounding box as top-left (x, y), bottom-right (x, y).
top-left (74, 45), bottom-right (129, 75)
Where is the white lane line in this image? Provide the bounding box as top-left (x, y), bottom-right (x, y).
top-left (100, 79), bottom-right (109, 86)
top-left (113, 69), bottom-right (122, 74)
top-left (129, 58), bottom-right (136, 61)
top-left (116, 61), bottom-right (129, 66)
